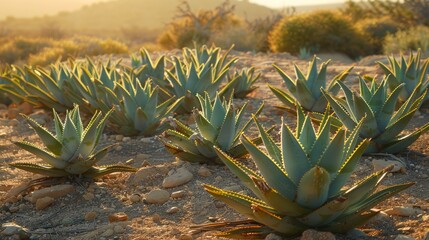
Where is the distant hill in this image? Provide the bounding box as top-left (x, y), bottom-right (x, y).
top-left (0, 0), bottom-right (277, 34)
top-left (292, 3), bottom-right (344, 13)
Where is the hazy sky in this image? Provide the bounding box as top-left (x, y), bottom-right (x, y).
top-left (250, 0), bottom-right (346, 8)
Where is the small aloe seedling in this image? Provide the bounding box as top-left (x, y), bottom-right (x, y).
top-left (219, 67), bottom-right (260, 99)
top-left (323, 76), bottom-right (429, 153)
top-left (378, 50), bottom-right (429, 103)
top-left (269, 56), bottom-right (353, 112)
top-left (204, 108), bottom-right (413, 238)
top-left (159, 92), bottom-right (263, 164)
top-left (10, 106), bottom-right (137, 178)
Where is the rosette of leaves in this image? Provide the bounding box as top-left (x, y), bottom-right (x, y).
top-left (378, 50), bottom-right (429, 103)
top-left (131, 48), bottom-right (167, 86)
top-left (204, 108), bottom-right (413, 238)
top-left (323, 76), bottom-right (429, 153)
top-left (219, 67), bottom-right (261, 99)
top-left (111, 76), bottom-right (183, 136)
top-left (269, 56), bottom-right (353, 112)
top-left (159, 93), bottom-right (263, 164)
top-left (10, 106), bottom-right (137, 177)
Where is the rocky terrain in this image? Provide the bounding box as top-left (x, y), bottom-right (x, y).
top-left (0, 51), bottom-right (428, 240)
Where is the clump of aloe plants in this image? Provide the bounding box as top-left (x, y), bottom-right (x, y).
top-left (159, 92), bottom-right (263, 164)
top-left (10, 106), bottom-right (136, 178)
top-left (204, 107), bottom-right (413, 238)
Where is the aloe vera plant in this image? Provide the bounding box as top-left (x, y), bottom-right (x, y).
top-left (269, 56), bottom-right (353, 112)
top-left (378, 50), bottom-right (429, 103)
top-left (112, 76), bottom-right (182, 136)
top-left (204, 108), bottom-right (413, 238)
top-left (219, 67), bottom-right (260, 99)
top-left (159, 93), bottom-right (263, 164)
top-left (10, 106), bottom-right (137, 177)
top-left (323, 76), bottom-right (429, 153)
top-left (163, 45), bottom-right (237, 113)
top-left (131, 48), bottom-right (167, 86)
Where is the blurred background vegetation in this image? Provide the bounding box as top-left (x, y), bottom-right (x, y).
top-left (0, 0), bottom-right (428, 66)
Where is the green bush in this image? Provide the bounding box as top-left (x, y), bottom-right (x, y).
top-left (355, 17), bottom-right (400, 54)
top-left (268, 10), bottom-right (369, 58)
top-left (383, 26), bottom-right (429, 55)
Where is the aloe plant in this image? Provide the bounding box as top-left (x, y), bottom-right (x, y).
top-left (378, 50), bottom-right (429, 103)
top-left (159, 93), bottom-right (263, 164)
top-left (219, 67), bottom-right (260, 99)
top-left (323, 76), bottom-right (429, 153)
top-left (10, 106), bottom-right (137, 177)
top-left (204, 108), bottom-right (413, 238)
top-left (163, 45), bottom-right (238, 113)
top-left (131, 48), bottom-right (167, 87)
top-left (112, 76), bottom-right (182, 136)
top-left (269, 56), bottom-right (353, 112)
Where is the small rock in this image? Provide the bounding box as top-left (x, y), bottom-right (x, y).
top-left (394, 235), bottom-right (415, 240)
top-left (9, 119), bottom-right (20, 126)
top-left (1, 222), bottom-right (30, 239)
top-left (265, 233), bottom-right (283, 240)
top-left (115, 145), bottom-right (123, 151)
top-left (85, 211), bottom-right (97, 221)
top-left (171, 190), bottom-right (186, 199)
top-left (9, 206), bottom-right (19, 213)
top-left (115, 135), bottom-right (124, 141)
top-left (215, 201), bottom-right (225, 208)
top-left (83, 192), bottom-right (95, 201)
top-left (61, 217), bottom-right (73, 226)
top-left (301, 229), bottom-right (336, 240)
top-left (422, 215), bottom-right (429, 222)
top-left (385, 206), bottom-right (423, 217)
top-left (215, 176), bottom-right (222, 182)
top-left (135, 153), bottom-right (151, 161)
top-left (35, 196), bottom-right (55, 210)
top-left (128, 166), bottom-right (168, 184)
top-left (152, 213), bottom-right (162, 223)
top-left (198, 166), bottom-right (212, 177)
top-left (166, 206), bottom-right (180, 214)
top-left (122, 137), bottom-right (131, 142)
top-left (108, 212), bottom-right (128, 222)
top-left (162, 167), bottom-right (193, 188)
top-left (140, 137), bottom-right (152, 143)
top-left (145, 189), bottom-right (170, 204)
top-left (101, 228), bottom-right (114, 237)
top-left (372, 159), bottom-right (406, 172)
top-left (130, 194), bottom-right (141, 203)
top-left (367, 211), bottom-right (390, 224)
top-left (30, 184), bottom-right (75, 203)
top-left (113, 225), bottom-right (126, 234)
top-left (418, 173), bottom-right (428, 179)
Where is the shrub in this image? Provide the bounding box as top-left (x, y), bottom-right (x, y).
top-left (355, 17), bottom-right (400, 54)
top-left (383, 26), bottom-right (429, 55)
top-left (268, 10), bottom-right (369, 58)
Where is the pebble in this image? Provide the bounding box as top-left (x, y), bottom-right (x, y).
top-left (130, 194), bottom-right (141, 203)
top-left (115, 145), bottom-right (123, 151)
top-left (145, 189), bottom-right (170, 204)
top-left (162, 167), bottom-right (194, 188)
top-left (122, 137), bottom-right (131, 142)
top-left (300, 229), bottom-right (336, 240)
top-left (1, 222), bottom-right (30, 239)
top-left (394, 235), bottom-right (415, 240)
top-left (140, 137), bottom-right (152, 143)
top-left (128, 166), bottom-right (169, 184)
top-left (135, 153), bottom-right (151, 161)
top-left (215, 176), bottom-right (222, 182)
top-left (85, 211), bottom-right (97, 221)
top-left (418, 174), bottom-right (429, 179)
top-left (152, 213), bottom-right (162, 223)
top-left (265, 233), bottom-right (283, 240)
top-left (113, 225), bottom-right (126, 234)
top-left (198, 166), bottom-right (212, 177)
top-left (101, 228), bottom-right (114, 237)
top-left (35, 196), bottom-right (55, 210)
top-left (9, 119), bottom-right (19, 126)
top-left (108, 212), bottom-right (129, 222)
top-left (9, 206), bottom-right (19, 213)
top-left (61, 217), bottom-right (73, 226)
top-left (115, 135), bottom-right (124, 141)
top-left (423, 215), bottom-right (429, 221)
top-left (30, 184), bottom-right (75, 203)
top-left (372, 159), bottom-right (406, 172)
top-left (385, 206), bottom-right (423, 217)
top-left (166, 206), bottom-right (180, 214)
top-left (83, 192), bottom-right (95, 201)
top-left (171, 190), bottom-right (186, 199)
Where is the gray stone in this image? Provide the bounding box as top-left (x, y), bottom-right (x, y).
top-left (385, 206), bottom-right (423, 217)
top-left (394, 235), bottom-right (415, 240)
top-left (145, 189), bottom-right (170, 204)
top-left (30, 184), bottom-right (75, 203)
top-left (1, 222), bottom-right (30, 239)
top-left (301, 229), bottom-right (336, 240)
top-left (162, 167), bottom-right (193, 188)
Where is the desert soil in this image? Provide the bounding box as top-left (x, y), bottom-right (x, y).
top-left (0, 51), bottom-right (428, 240)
